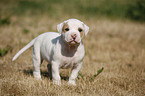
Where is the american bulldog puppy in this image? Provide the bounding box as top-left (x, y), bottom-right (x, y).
top-left (12, 19), bottom-right (89, 86)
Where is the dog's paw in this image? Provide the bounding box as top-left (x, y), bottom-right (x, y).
top-left (68, 80), bottom-right (76, 86)
top-left (34, 76), bottom-right (42, 80)
top-left (53, 80), bottom-right (61, 85)
top-left (33, 72), bottom-right (42, 79)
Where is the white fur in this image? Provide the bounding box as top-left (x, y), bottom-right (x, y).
top-left (12, 19), bottom-right (89, 86)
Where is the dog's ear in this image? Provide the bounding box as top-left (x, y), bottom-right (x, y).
top-left (84, 24), bottom-right (89, 36)
top-left (57, 22), bottom-right (64, 34)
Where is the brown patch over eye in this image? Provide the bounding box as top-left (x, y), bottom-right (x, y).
top-left (65, 28), bottom-right (69, 31)
top-left (62, 22), bottom-right (69, 32)
top-left (78, 28), bottom-right (84, 37)
top-left (78, 28), bottom-right (83, 32)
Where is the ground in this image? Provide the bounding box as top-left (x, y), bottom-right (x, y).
top-left (0, 14), bottom-right (144, 96)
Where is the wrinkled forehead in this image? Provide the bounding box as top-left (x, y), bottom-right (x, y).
top-left (67, 21), bottom-right (84, 29)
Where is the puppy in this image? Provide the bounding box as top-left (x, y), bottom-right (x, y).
top-left (12, 19), bottom-right (89, 86)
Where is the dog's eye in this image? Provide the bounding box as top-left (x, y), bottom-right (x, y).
top-left (78, 28), bottom-right (83, 32)
top-left (65, 28), bottom-right (69, 31)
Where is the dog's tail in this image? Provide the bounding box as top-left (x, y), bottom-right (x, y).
top-left (12, 38), bottom-right (36, 61)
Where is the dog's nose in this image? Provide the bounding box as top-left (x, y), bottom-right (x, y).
top-left (71, 34), bottom-right (77, 40)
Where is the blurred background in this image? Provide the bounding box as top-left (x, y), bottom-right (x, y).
top-left (0, 0), bottom-right (145, 22)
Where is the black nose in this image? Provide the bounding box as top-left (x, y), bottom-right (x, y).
top-left (73, 34), bottom-right (76, 36)
top-left (71, 34), bottom-right (77, 40)
top-left (73, 37), bottom-right (76, 40)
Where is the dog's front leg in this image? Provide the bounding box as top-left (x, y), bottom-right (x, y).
top-left (51, 61), bottom-right (61, 85)
top-left (68, 62), bottom-right (82, 86)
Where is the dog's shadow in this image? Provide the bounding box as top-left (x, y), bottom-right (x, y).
top-left (23, 69), bottom-right (69, 81)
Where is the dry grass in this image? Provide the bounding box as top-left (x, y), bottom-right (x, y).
top-left (0, 15), bottom-right (145, 96)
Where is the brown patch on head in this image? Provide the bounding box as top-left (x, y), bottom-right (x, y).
top-left (62, 22), bottom-right (69, 33)
top-left (78, 27), bottom-right (84, 37)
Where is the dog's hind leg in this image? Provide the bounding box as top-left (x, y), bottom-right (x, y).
top-left (47, 64), bottom-right (52, 80)
top-left (32, 42), bottom-right (42, 79)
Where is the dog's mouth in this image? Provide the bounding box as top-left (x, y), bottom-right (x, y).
top-left (70, 40), bottom-right (77, 44)
top-left (67, 40), bottom-right (80, 46)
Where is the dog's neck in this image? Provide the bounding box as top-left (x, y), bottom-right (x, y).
top-left (60, 35), bottom-right (80, 57)
top-left (66, 43), bottom-right (79, 51)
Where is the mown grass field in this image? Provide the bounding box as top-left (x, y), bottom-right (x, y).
top-left (0, 0), bottom-right (145, 96)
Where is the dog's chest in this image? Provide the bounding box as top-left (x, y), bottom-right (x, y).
top-left (59, 56), bottom-right (78, 69)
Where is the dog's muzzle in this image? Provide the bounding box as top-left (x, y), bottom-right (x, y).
top-left (62, 31), bottom-right (82, 46)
